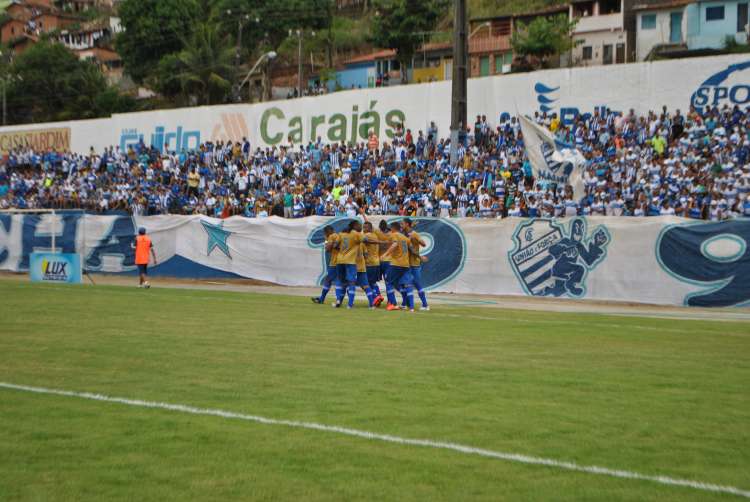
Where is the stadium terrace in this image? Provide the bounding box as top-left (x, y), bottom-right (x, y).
top-left (1, 104), bottom-right (750, 220)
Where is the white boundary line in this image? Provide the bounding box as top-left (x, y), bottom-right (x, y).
top-left (2, 381), bottom-right (748, 499)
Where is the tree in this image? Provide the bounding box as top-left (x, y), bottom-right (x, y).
top-left (116, 0), bottom-right (200, 83)
top-left (6, 41), bottom-right (135, 124)
top-left (511, 14), bottom-right (578, 69)
top-left (153, 21), bottom-right (235, 106)
top-left (370, 0), bottom-right (449, 83)
top-left (217, 0), bottom-right (332, 53)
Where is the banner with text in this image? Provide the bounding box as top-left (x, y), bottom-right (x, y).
top-left (1, 214), bottom-right (748, 307)
top-left (0, 54), bottom-right (749, 153)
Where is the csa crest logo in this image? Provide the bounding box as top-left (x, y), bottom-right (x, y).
top-left (509, 218), bottom-right (610, 298)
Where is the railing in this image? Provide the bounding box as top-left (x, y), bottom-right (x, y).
top-left (469, 35), bottom-right (511, 54)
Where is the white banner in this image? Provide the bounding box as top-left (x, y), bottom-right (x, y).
top-left (1, 54), bottom-right (749, 152)
top-left (1, 213), bottom-right (749, 308)
top-left (519, 115), bottom-right (586, 199)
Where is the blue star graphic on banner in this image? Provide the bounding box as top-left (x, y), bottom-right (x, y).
top-left (200, 220), bottom-right (232, 259)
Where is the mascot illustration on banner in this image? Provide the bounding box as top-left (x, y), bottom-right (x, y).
top-left (509, 218), bottom-right (610, 298)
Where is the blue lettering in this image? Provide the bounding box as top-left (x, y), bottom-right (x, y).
top-left (657, 221), bottom-right (750, 307)
top-left (729, 85), bottom-right (750, 105)
top-left (693, 87), bottom-right (710, 107)
top-left (560, 107), bottom-right (580, 125)
top-left (86, 216), bottom-right (137, 271)
top-left (20, 213), bottom-right (80, 270)
top-left (0, 214), bottom-right (11, 265)
top-left (712, 86), bottom-right (728, 106)
top-left (409, 218), bottom-right (466, 289)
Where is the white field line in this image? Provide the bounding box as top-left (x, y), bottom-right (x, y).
top-left (1, 382), bottom-right (748, 499)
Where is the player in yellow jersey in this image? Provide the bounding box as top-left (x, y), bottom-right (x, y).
top-left (362, 221), bottom-right (384, 307)
top-left (381, 221), bottom-right (416, 312)
top-left (374, 219), bottom-right (392, 306)
top-left (335, 220), bottom-right (366, 308)
top-left (402, 218), bottom-right (429, 310)
top-left (312, 226), bottom-right (344, 305)
top-left (355, 241), bottom-right (376, 308)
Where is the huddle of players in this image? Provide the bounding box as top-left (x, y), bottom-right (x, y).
top-left (312, 216), bottom-right (430, 312)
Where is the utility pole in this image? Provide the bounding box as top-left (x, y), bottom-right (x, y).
top-left (0, 75), bottom-right (20, 126)
top-left (297, 29), bottom-right (303, 97)
top-left (2, 81), bottom-right (6, 126)
top-left (236, 18), bottom-right (243, 70)
top-left (228, 11), bottom-right (251, 102)
top-left (450, 0), bottom-right (468, 167)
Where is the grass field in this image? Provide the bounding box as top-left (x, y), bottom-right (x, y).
top-left (1, 280), bottom-right (749, 501)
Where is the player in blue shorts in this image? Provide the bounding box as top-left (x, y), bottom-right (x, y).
top-left (312, 225), bottom-right (342, 304)
top-left (402, 218), bottom-right (429, 310)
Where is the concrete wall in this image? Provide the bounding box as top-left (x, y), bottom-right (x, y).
top-left (636, 8), bottom-right (688, 60)
top-left (572, 30), bottom-right (629, 65)
top-left (687, 0), bottom-right (749, 49)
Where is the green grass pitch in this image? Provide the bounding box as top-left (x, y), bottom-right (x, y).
top-left (0, 280), bottom-right (749, 501)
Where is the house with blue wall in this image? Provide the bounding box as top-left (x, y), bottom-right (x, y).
top-left (635, 0), bottom-right (749, 60)
top-left (686, 0), bottom-right (749, 49)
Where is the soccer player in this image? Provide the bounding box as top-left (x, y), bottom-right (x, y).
top-left (355, 241), bottom-right (376, 308)
top-left (374, 219), bottom-right (391, 305)
top-left (312, 225), bottom-right (341, 305)
top-left (335, 220), bottom-right (365, 308)
top-left (133, 227), bottom-right (157, 288)
top-left (402, 218), bottom-right (429, 310)
top-left (381, 221), bottom-right (415, 312)
top-left (363, 221), bottom-right (384, 307)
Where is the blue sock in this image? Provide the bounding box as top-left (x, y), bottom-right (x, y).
top-left (406, 286), bottom-right (415, 310)
top-left (335, 286), bottom-right (344, 304)
top-left (319, 286), bottom-right (330, 302)
top-left (365, 288), bottom-right (374, 307)
top-left (373, 284), bottom-right (381, 297)
top-left (347, 285), bottom-right (356, 307)
top-left (400, 289), bottom-right (408, 307)
top-left (386, 287), bottom-right (397, 305)
top-left (418, 289), bottom-right (428, 308)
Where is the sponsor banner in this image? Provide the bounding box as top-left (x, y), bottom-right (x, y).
top-left (0, 54), bottom-right (749, 152)
top-left (29, 252), bottom-right (82, 284)
top-left (1, 213), bottom-right (749, 307)
top-left (0, 127), bottom-right (70, 153)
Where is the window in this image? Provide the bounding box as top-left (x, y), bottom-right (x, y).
top-left (480, 55), bottom-right (490, 76)
top-left (603, 44), bottom-right (613, 64)
top-left (582, 46), bottom-right (593, 60)
top-left (494, 53), bottom-right (513, 73)
top-left (641, 14), bottom-right (656, 29)
top-left (738, 3), bottom-right (748, 32)
top-left (706, 5), bottom-right (724, 21)
top-left (616, 43), bottom-right (625, 63)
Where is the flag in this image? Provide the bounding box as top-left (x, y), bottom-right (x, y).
top-left (518, 115), bottom-right (586, 201)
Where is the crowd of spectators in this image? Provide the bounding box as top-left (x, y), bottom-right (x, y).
top-left (2, 104), bottom-right (750, 220)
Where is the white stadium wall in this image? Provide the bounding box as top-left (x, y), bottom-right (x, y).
top-left (1, 213), bottom-right (749, 308)
top-left (3, 55), bottom-right (750, 307)
top-left (1, 54), bottom-right (749, 153)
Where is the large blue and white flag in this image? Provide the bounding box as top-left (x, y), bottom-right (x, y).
top-left (519, 115), bottom-right (586, 200)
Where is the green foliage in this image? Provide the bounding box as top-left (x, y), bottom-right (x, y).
top-left (468, 0), bottom-right (567, 18)
top-left (723, 35), bottom-right (750, 53)
top-left (152, 21), bottom-right (235, 106)
top-left (115, 0), bottom-right (201, 84)
top-left (217, 0), bottom-right (333, 51)
top-left (370, 0), bottom-right (450, 81)
top-left (6, 41), bottom-right (135, 124)
top-left (1, 280), bottom-right (749, 501)
top-left (511, 14), bottom-right (577, 64)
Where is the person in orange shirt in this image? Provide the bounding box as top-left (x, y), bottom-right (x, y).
top-left (133, 227), bottom-right (157, 288)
